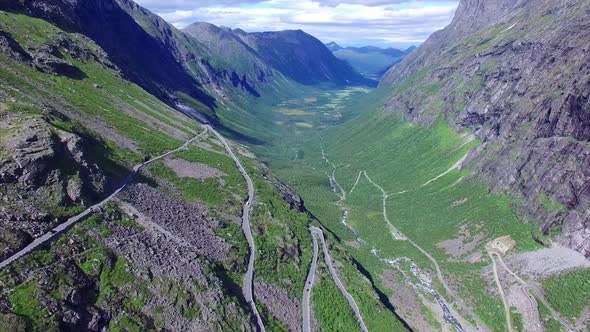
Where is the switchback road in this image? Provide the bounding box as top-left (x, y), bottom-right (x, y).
top-left (310, 226), bottom-right (368, 332)
top-left (207, 125), bottom-right (266, 332)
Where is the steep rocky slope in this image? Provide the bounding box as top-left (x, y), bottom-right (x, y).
top-left (184, 23), bottom-right (373, 88)
top-left (381, 0), bottom-right (590, 257)
top-left (0, 7), bottom-right (319, 331)
top-left (3, 0), bottom-right (216, 110)
top-left (116, 3), bottom-right (281, 102)
top-left (182, 22), bottom-right (280, 98)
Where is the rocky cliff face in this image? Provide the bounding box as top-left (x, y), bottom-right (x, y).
top-left (381, 0), bottom-right (590, 256)
top-left (181, 22), bottom-right (278, 98)
top-left (183, 23), bottom-right (374, 88)
top-left (0, 107), bottom-right (114, 262)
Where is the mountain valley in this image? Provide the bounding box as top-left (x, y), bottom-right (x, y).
top-left (0, 0), bottom-right (589, 331)
top-left (326, 42), bottom-right (414, 80)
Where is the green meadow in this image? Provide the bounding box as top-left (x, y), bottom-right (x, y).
top-left (231, 83), bottom-right (543, 331)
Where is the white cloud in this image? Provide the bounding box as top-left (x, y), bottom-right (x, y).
top-left (137, 0), bottom-right (459, 48)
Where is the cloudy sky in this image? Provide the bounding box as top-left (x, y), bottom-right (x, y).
top-left (134, 0), bottom-right (459, 49)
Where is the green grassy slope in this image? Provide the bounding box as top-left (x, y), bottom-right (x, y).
top-left (543, 269), bottom-right (590, 320)
top-left (213, 82), bottom-right (414, 330)
top-left (251, 85), bottom-right (542, 331)
top-left (0, 10), bottom-right (317, 331)
top-left (0, 12), bottom-right (199, 160)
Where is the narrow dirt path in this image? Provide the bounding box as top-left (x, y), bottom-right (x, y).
top-left (207, 125), bottom-right (266, 332)
top-left (310, 226), bottom-right (368, 332)
top-left (302, 227), bottom-right (320, 332)
top-left (349, 171), bottom-right (363, 195)
top-left (488, 250), bottom-right (513, 332)
top-left (362, 171), bottom-right (406, 240)
top-left (512, 285), bottom-right (543, 332)
top-left (421, 151), bottom-right (470, 187)
top-left (317, 141), bottom-right (493, 331)
top-left (317, 144), bottom-right (486, 331)
top-left (0, 129), bottom-right (207, 271)
top-left (320, 144), bottom-right (346, 201)
top-left (492, 249), bottom-right (574, 332)
top-left (363, 170), bottom-right (486, 331)
top-left (406, 234), bottom-right (489, 331)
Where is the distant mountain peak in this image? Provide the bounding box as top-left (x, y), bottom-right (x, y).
top-left (325, 41), bottom-right (342, 52)
top-left (404, 45), bottom-right (417, 53)
top-left (232, 28), bottom-right (248, 35)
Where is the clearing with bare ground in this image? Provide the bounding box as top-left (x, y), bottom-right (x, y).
top-left (380, 269), bottom-right (444, 332)
top-left (504, 245), bottom-right (590, 278)
top-left (163, 157), bottom-right (226, 179)
top-left (437, 223), bottom-right (484, 262)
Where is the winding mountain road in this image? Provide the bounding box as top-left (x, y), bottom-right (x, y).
top-left (354, 169), bottom-right (486, 330)
top-left (339, 165), bottom-right (487, 331)
top-left (1, 122), bottom-right (267, 331)
top-left (207, 125), bottom-right (266, 332)
top-left (363, 169), bottom-right (488, 331)
top-left (490, 248), bottom-right (574, 332)
top-left (302, 227), bottom-right (320, 332)
top-left (488, 250), bottom-right (513, 332)
top-left (318, 143), bottom-right (488, 331)
top-left (310, 226), bottom-right (368, 332)
top-left (0, 129), bottom-right (208, 271)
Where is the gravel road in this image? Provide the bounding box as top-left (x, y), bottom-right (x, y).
top-left (492, 249), bottom-right (575, 332)
top-left (302, 227), bottom-right (319, 332)
top-left (0, 130), bottom-right (207, 271)
top-left (310, 226), bottom-right (368, 332)
top-left (207, 125), bottom-right (266, 332)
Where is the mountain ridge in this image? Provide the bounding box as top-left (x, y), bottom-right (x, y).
top-left (235, 29), bottom-right (374, 86)
top-left (4, 0), bottom-right (371, 123)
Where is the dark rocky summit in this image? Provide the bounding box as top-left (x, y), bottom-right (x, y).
top-left (381, 0), bottom-right (590, 256)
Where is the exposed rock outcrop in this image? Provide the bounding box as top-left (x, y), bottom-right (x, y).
top-left (0, 110), bottom-right (108, 260)
top-left (31, 50), bottom-right (86, 79)
top-left (381, 0), bottom-right (590, 256)
top-left (261, 164), bottom-right (305, 212)
top-left (0, 31), bottom-right (32, 63)
top-left (254, 281), bottom-right (302, 332)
